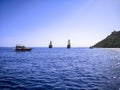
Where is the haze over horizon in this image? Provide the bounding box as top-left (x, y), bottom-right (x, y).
top-left (0, 0), bottom-right (120, 47)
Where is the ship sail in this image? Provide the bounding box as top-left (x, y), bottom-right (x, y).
top-left (67, 39), bottom-right (71, 48)
top-left (49, 41), bottom-right (53, 48)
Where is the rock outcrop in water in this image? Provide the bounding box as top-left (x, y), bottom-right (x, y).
top-left (92, 31), bottom-right (120, 48)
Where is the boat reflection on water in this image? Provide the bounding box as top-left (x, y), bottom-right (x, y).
top-left (15, 45), bottom-right (32, 51)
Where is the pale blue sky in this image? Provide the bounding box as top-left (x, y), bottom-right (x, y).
top-left (0, 0), bottom-right (120, 47)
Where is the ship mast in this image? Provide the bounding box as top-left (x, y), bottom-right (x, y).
top-left (49, 41), bottom-right (53, 48)
top-left (67, 39), bottom-right (71, 48)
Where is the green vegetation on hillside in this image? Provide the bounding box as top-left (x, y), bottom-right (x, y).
top-left (93, 31), bottom-right (120, 48)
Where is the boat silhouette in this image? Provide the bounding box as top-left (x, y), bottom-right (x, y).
top-left (15, 45), bottom-right (32, 51)
top-left (49, 41), bottom-right (53, 48)
top-left (67, 39), bottom-right (71, 48)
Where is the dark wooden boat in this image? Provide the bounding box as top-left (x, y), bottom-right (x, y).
top-left (15, 45), bottom-right (32, 51)
top-left (49, 41), bottom-right (53, 48)
top-left (67, 39), bottom-right (71, 48)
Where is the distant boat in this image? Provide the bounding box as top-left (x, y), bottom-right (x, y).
top-left (15, 45), bottom-right (32, 51)
top-left (90, 46), bottom-right (93, 49)
top-left (49, 41), bottom-right (53, 48)
top-left (67, 39), bottom-right (71, 48)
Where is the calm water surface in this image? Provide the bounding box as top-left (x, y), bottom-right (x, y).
top-left (0, 47), bottom-right (120, 90)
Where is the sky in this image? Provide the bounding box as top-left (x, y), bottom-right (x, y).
top-left (0, 0), bottom-right (120, 47)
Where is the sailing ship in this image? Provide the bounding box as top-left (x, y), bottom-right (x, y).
top-left (67, 39), bottom-right (71, 48)
top-left (15, 45), bottom-right (32, 51)
top-left (49, 41), bottom-right (53, 48)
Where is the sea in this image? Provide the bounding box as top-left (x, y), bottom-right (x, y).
top-left (0, 47), bottom-right (120, 90)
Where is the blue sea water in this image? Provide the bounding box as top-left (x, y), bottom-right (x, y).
top-left (0, 47), bottom-right (120, 90)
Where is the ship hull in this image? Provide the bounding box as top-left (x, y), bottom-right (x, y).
top-left (15, 48), bottom-right (32, 51)
top-left (67, 45), bottom-right (71, 48)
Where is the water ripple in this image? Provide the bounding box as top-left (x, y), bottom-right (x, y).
top-left (0, 48), bottom-right (120, 90)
